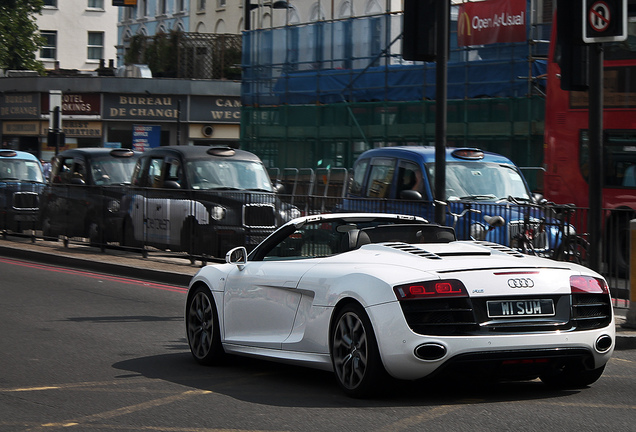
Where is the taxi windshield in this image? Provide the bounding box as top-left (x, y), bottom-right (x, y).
top-left (91, 157), bottom-right (138, 185)
top-left (0, 159), bottom-right (44, 183)
top-left (186, 159), bottom-right (274, 191)
top-left (426, 162), bottom-right (531, 201)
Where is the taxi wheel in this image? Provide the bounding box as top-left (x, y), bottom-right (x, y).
top-left (42, 217), bottom-right (53, 238)
top-left (186, 284), bottom-right (225, 365)
top-left (181, 217), bottom-right (201, 254)
top-left (88, 220), bottom-right (101, 247)
top-left (122, 218), bottom-right (141, 248)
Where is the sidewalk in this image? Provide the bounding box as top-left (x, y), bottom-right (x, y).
top-left (1, 234), bottom-right (635, 350)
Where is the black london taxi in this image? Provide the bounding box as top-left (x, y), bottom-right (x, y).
top-left (122, 145), bottom-right (300, 257)
top-left (40, 148), bottom-right (139, 245)
top-left (0, 150), bottom-right (45, 232)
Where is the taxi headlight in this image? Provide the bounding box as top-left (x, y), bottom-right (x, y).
top-left (107, 199), bottom-right (120, 213)
top-left (210, 205), bottom-right (226, 221)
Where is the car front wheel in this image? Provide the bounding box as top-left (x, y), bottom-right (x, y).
top-left (186, 285), bottom-right (225, 365)
top-left (330, 303), bottom-right (386, 398)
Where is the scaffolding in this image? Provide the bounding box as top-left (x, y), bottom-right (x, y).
top-left (241, 7), bottom-right (551, 191)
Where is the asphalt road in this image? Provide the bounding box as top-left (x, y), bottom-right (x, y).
top-left (1, 256), bottom-right (636, 432)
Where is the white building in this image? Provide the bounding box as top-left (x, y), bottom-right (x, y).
top-left (190, 0), bottom-right (399, 34)
top-left (36, 0), bottom-right (119, 71)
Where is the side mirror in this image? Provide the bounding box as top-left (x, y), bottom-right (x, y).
top-left (163, 180), bottom-right (181, 189)
top-left (533, 193), bottom-right (546, 204)
top-left (400, 189), bottom-right (423, 201)
top-left (226, 246), bottom-right (248, 270)
top-left (70, 177), bottom-right (86, 185)
top-left (273, 182), bottom-right (286, 194)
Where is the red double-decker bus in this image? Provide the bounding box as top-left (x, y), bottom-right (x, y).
top-left (543, 3), bottom-right (636, 274)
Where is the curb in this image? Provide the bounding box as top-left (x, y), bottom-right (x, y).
top-left (0, 243), bottom-right (194, 287)
top-left (615, 333), bottom-right (636, 351)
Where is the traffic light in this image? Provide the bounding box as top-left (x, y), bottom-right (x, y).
top-left (402, 0), bottom-right (438, 62)
top-left (556, 0), bottom-right (589, 91)
top-left (47, 131), bottom-right (65, 148)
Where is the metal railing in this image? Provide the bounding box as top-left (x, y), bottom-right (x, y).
top-left (0, 175), bottom-right (631, 303)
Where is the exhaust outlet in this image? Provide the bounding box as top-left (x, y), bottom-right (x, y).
top-left (414, 343), bottom-right (447, 360)
top-left (595, 335), bottom-right (613, 353)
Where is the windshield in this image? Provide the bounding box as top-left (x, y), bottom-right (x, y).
top-left (426, 162), bottom-right (531, 201)
top-left (186, 159), bottom-right (274, 192)
top-left (91, 157), bottom-right (138, 185)
top-left (0, 159), bottom-right (44, 183)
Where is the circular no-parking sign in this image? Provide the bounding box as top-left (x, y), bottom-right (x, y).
top-left (589, 1), bottom-right (611, 33)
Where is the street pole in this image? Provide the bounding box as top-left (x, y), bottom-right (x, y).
top-left (434, 0), bottom-right (449, 225)
top-left (588, 43), bottom-right (603, 272)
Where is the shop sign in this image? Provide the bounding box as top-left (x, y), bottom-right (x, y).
top-left (41, 93), bottom-right (101, 116)
top-left (457, 0), bottom-right (526, 47)
top-left (63, 121), bottom-right (102, 137)
top-left (103, 94), bottom-right (180, 121)
top-left (0, 93), bottom-right (40, 119)
top-left (133, 124), bottom-right (161, 152)
top-left (2, 121), bottom-right (40, 135)
top-left (190, 96), bottom-right (241, 124)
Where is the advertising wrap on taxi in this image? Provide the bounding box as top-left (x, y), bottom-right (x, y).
top-left (457, 0), bottom-right (527, 47)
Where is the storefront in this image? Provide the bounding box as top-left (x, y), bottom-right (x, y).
top-left (0, 76), bottom-right (241, 160)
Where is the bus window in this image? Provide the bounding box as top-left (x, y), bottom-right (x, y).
top-left (579, 130), bottom-right (636, 187)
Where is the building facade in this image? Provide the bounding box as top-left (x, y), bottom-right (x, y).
top-left (240, 0), bottom-right (553, 192)
top-left (116, 0), bottom-right (190, 66)
top-left (37, 0), bottom-right (119, 71)
top-left (0, 77), bottom-right (241, 161)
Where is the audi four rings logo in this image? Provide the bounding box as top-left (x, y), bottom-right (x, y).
top-left (508, 278), bottom-right (534, 288)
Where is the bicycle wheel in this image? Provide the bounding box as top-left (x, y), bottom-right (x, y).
top-left (554, 235), bottom-right (589, 266)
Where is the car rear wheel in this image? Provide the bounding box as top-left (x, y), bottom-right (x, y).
top-left (540, 364), bottom-right (606, 389)
top-left (330, 303), bottom-right (386, 398)
top-left (122, 217), bottom-right (141, 248)
top-left (87, 220), bottom-right (101, 247)
top-left (186, 285), bottom-right (225, 365)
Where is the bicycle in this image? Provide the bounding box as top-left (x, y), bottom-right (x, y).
top-left (549, 203), bottom-right (590, 265)
top-left (508, 196), bottom-right (589, 266)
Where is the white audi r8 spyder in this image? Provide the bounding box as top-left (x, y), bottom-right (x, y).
top-left (185, 213), bottom-right (615, 397)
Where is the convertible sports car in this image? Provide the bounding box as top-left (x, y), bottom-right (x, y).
top-left (185, 213), bottom-right (615, 397)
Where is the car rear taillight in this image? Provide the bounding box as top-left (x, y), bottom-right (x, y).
top-left (394, 279), bottom-right (468, 300)
top-left (570, 275), bottom-right (609, 294)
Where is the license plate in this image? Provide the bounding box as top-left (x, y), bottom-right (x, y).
top-left (487, 299), bottom-right (555, 318)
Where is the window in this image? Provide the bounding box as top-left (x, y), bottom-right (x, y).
top-left (365, 158), bottom-right (395, 198)
top-left (87, 32), bottom-right (104, 61)
top-left (198, 0), bottom-right (206, 12)
top-left (139, 0), bottom-right (148, 17)
top-left (217, 0), bottom-right (226, 8)
top-left (580, 130), bottom-right (636, 188)
top-left (43, 0), bottom-right (57, 7)
top-left (40, 31), bottom-right (57, 59)
top-left (176, 0), bottom-right (185, 12)
top-left (157, 0), bottom-right (166, 15)
top-left (87, 0), bottom-right (104, 8)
